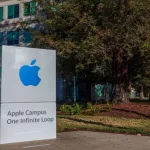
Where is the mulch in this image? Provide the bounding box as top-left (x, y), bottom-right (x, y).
top-left (99, 102), bottom-right (150, 119)
top-left (57, 101), bottom-right (150, 119)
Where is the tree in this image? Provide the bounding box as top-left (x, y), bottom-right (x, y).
top-left (28, 0), bottom-right (150, 103)
top-left (96, 0), bottom-right (150, 103)
top-left (130, 50), bottom-right (150, 100)
top-left (28, 0), bottom-right (107, 100)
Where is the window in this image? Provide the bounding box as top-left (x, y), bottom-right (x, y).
top-left (0, 7), bottom-right (3, 21)
top-left (8, 4), bottom-right (19, 19)
top-left (7, 31), bottom-right (19, 45)
top-left (24, 30), bottom-right (32, 43)
top-left (24, 1), bottom-right (36, 16)
top-left (0, 44), bottom-right (2, 77)
top-left (0, 32), bottom-right (3, 68)
top-left (0, 32), bottom-right (3, 45)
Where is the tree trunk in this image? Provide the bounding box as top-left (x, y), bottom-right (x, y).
top-left (111, 83), bottom-right (130, 103)
top-left (139, 86), bottom-right (144, 100)
top-left (148, 93), bottom-right (150, 101)
top-left (111, 49), bottom-right (130, 104)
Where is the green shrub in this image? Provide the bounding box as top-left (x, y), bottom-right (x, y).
top-left (60, 105), bottom-right (70, 114)
top-left (106, 101), bottom-right (113, 111)
top-left (71, 103), bottom-right (82, 115)
top-left (85, 102), bottom-right (97, 115)
top-left (99, 101), bottom-right (112, 112)
top-left (95, 106), bottom-right (103, 112)
top-left (60, 103), bottom-right (82, 115)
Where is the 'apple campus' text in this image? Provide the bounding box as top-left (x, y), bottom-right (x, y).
top-left (6, 110), bottom-right (54, 124)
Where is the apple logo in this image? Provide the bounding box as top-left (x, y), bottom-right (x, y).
top-left (19, 59), bottom-right (41, 86)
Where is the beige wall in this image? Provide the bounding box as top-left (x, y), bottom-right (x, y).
top-left (0, 0), bottom-right (53, 46)
top-left (0, 0), bottom-right (11, 2)
top-left (0, 0), bottom-right (34, 46)
top-left (0, 0), bottom-right (25, 19)
top-left (0, 0), bottom-right (31, 7)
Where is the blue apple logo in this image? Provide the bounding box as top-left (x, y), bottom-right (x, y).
top-left (19, 59), bottom-right (41, 86)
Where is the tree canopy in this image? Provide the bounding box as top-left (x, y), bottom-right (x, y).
top-left (28, 0), bottom-right (150, 103)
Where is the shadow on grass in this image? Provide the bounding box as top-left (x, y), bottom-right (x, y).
top-left (58, 116), bottom-right (146, 134)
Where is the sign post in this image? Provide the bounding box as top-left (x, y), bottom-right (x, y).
top-left (0, 46), bottom-right (56, 144)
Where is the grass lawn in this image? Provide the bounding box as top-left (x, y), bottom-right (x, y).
top-left (57, 115), bottom-right (150, 135)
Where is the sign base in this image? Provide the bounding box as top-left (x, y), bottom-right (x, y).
top-left (0, 102), bottom-right (56, 144)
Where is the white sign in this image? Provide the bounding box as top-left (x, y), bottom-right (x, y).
top-left (0, 103), bottom-right (56, 144)
top-left (1, 46), bottom-right (56, 103)
top-left (0, 46), bottom-right (56, 144)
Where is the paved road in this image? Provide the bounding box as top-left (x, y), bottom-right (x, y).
top-left (1, 131), bottom-right (150, 150)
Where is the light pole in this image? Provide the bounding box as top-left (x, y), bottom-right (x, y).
top-left (73, 76), bottom-right (76, 103)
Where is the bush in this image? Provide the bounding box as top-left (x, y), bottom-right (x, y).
top-left (70, 103), bottom-right (82, 115)
top-left (59, 103), bottom-right (82, 115)
top-left (106, 101), bottom-right (113, 111)
top-left (95, 102), bottom-right (112, 112)
top-left (85, 102), bottom-right (97, 115)
top-left (59, 105), bottom-right (71, 114)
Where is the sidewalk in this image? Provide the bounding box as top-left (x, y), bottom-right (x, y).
top-left (1, 131), bottom-right (150, 150)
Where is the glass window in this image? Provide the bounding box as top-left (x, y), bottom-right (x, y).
top-left (30, 2), bottom-right (36, 15)
top-left (24, 1), bottom-right (36, 16)
top-left (0, 32), bottom-right (3, 45)
top-left (24, 31), bottom-right (32, 43)
top-left (7, 31), bottom-right (13, 45)
top-left (0, 7), bottom-right (3, 21)
top-left (24, 2), bottom-right (30, 16)
top-left (8, 4), bottom-right (19, 19)
top-left (8, 5), bottom-right (14, 19)
top-left (7, 31), bottom-right (19, 45)
top-left (14, 4), bottom-right (19, 18)
top-left (13, 31), bottom-right (19, 44)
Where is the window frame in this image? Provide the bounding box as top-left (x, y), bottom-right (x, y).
top-left (8, 4), bottom-right (19, 19)
top-left (0, 7), bottom-right (4, 21)
top-left (7, 31), bottom-right (19, 45)
top-left (24, 1), bottom-right (36, 16)
top-left (23, 30), bottom-right (33, 44)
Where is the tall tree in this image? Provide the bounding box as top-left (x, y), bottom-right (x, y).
top-left (28, 0), bottom-right (150, 103)
top-left (97, 0), bottom-right (150, 103)
top-left (130, 50), bottom-right (150, 99)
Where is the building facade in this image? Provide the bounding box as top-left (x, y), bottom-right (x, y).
top-left (0, 0), bottom-right (38, 47)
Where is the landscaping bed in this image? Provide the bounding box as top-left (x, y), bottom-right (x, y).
top-left (99, 102), bottom-right (150, 119)
top-left (57, 101), bottom-right (150, 135)
top-left (57, 101), bottom-right (150, 119)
